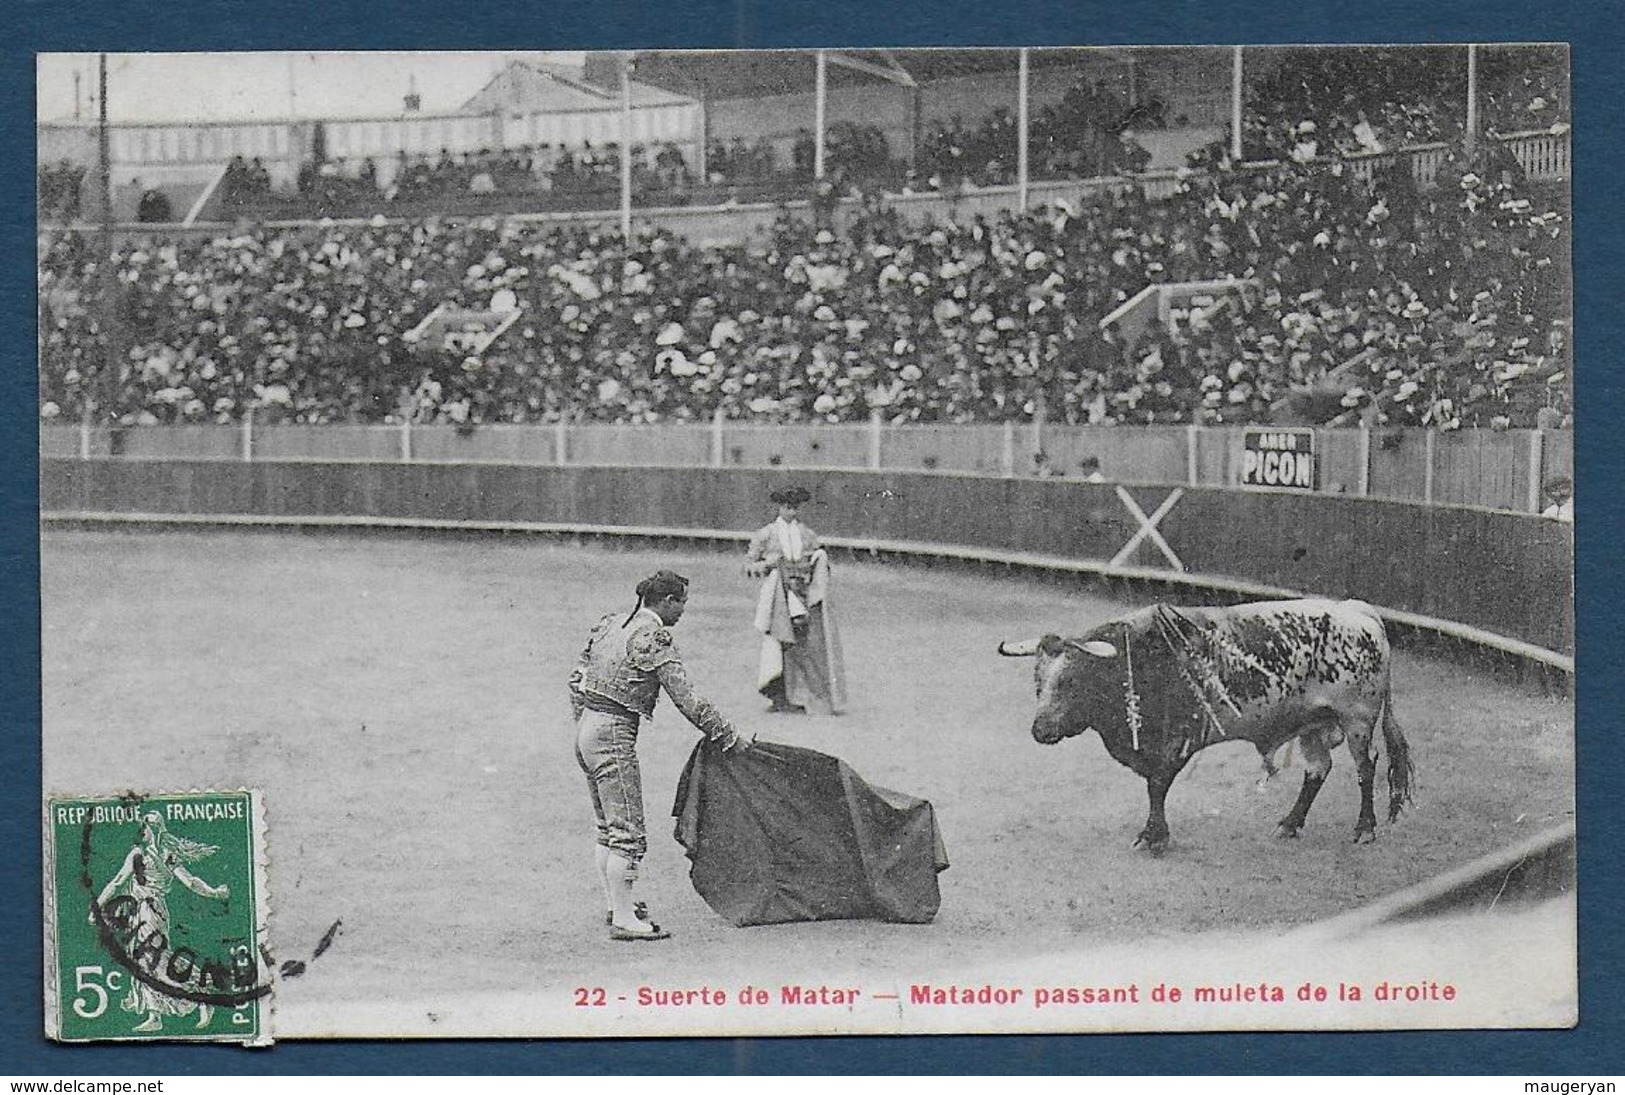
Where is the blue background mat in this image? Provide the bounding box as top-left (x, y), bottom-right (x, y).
top-left (4, 0), bottom-right (1618, 1074)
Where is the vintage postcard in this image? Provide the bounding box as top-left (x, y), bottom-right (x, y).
top-left (37, 44), bottom-right (1574, 1040)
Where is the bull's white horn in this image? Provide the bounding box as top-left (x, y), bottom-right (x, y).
top-left (997, 638), bottom-right (1040, 657)
top-left (1077, 639), bottom-right (1119, 658)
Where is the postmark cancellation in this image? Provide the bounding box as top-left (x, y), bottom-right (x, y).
top-left (43, 789), bottom-right (273, 1044)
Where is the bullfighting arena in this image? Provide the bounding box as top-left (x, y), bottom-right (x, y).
top-left (40, 526), bottom-right (1575, 1036)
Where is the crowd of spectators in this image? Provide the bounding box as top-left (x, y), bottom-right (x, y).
top-left (219, 156), bottom-right (275, 210)
top-left (213, 48), bottom-right (1573, 219)
top-left (704, 135), bottom-right (785, 187)
top-left (1192, 45), bottom-right (1571, 168)
top-left (39, 47), bottom-right (1569, 231)
top-left (916, 79), bottom-right (1156, 189)
top-left (227, 47), bottom-right (1572, 219)
top-left (675, 124), bottom-right (892, 192)
top-left (274, 141), bottom-right (703, 215)
top-left (39, 134), bottom-right (1568, 433)
top-left (1477, 46), bottom-right (1569, 137)
top-left (279, 128), bottom-right (895, 212)
top-left (274, 101), bottom-right (1130, 212)
top-left (39, 161), bottom-right (87, 221)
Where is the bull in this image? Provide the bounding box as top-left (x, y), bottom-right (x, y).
top-left (998, 599), bottom-right (1414, 853)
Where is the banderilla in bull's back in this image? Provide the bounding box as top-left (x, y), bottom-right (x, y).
top-left (998, 599), bottom-right (1416, 854)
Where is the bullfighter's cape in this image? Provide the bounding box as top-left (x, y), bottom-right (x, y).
top-left (672, 738), bottom-right (948, 926)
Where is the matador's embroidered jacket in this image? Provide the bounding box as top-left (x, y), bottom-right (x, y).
top-left (569, 607), bottom-right (743, 747)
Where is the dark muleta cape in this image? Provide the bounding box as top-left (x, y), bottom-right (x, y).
top-left (672, 739), bottom-right (949, 926)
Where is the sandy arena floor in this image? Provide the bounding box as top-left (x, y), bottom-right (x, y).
top-left (39, 527), bottom-right (1575, 1036)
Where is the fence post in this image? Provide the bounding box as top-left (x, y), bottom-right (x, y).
top-left (1528, 430), bottom-right (1545, 514)
top-left (554, 419), bottom-right (569, 466)
top-left (868, 409), bottom-right (883, 470)
top-left (400, 417), bottom-right (412, 463)
top-left (80, 405), bottom-right (92, 460)
top-left (1423, 429), bottom-right (1436, 504)
top-left (1030, 398), bottom-right (1046, 462)
top-left (1185, 424), bottom-right (1199, 485)
top-left (711, 407), bottom-right (725, 468)
top-left (1001, 420), bottom-right (1016, 477)
top-left (241, 407), bottom-right (254, 463)
top-left (1357, 425), bottom-right (1371, 496)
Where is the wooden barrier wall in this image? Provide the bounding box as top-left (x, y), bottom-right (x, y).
top-left (41, 459), bottom-right (1574, 657)
top-left (40, 424), bottom-right (1575, 515)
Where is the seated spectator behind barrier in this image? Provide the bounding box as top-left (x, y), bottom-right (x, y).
top-left (136, 187), bottom-right (173, 223)
top-left (38, 160), bottom-right (87, 221)
top-left (1541, 477), bottom-right (1573, 521)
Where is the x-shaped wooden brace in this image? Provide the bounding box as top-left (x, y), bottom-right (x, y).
top-left (1109, 486), bottom-right (1186, 571)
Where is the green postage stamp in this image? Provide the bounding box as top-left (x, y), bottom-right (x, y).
top-left (43, 790), bottom-right (273, 1044)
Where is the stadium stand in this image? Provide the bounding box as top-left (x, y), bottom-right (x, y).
top-left (1209, 45), bottom-right (1571, 166)
top-left (41, 47), bottom-right (1568, 224)
top-left (39, 148), bottom-right (1568, 430)
top-left (37, 47), bottom-right (1571, 433)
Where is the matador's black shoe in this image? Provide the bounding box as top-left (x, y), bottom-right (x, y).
top-left (609, 912), bottom-right (671, 942)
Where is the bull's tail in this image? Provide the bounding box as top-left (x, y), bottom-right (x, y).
top-left (1381, 695), bottom-right (1415, 822)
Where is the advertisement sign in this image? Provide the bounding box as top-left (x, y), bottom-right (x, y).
top-left (1241, 428), bottom-right (1318, 490)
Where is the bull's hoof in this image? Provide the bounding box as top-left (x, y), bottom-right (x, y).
top-left (1132, 833), bottom-right (1169, 856)
top-left (1352, 826), bottom-right (1377, 844)
top-left (1274, 824), bottom-right (1301, 840)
